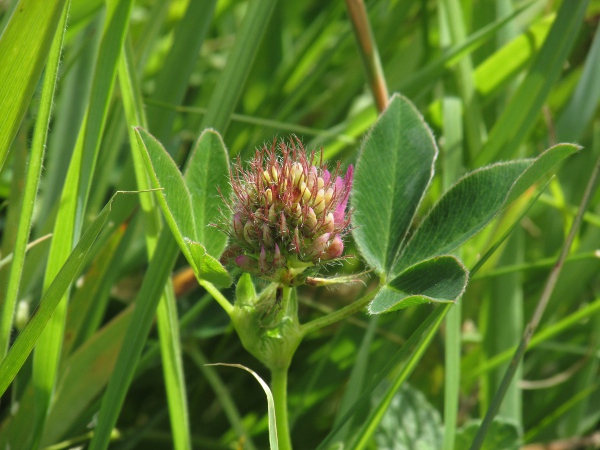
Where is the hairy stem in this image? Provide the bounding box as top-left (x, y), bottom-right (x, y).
top-left (300, 287), bottom-right (379, 338)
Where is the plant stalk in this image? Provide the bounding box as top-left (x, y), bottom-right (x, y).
top-left (272, 367), bottom-right (293, 450)
top-left (300, 287), bottom-right (379, 338)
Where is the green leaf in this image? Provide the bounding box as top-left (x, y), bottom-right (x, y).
top-left (369, 256), bottom-right (468, 314)
top-left (476, 0), bottom-right (588, 164)
top-left (456, 419), bottom-right (520, 450)
top-left (187, 239), bottom-right (232, 288)
top-left (208, 363), bottom-right (279, 450)
top-left (135, 127), bottom-right (197, 247)
top-left (184, 129), bottom-right (231, 258)
top-left (394, 144), bottom-right (580, 274)
top-left (352, 94), bottom-right (438, 274)
top-left (0, 194), bottom-right (114, 396)
top-left (374, 383), bottom-right (443, 450)
top-left (0, 0), bottom-right (68, 170)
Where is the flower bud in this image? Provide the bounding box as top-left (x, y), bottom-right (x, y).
top-left (268, 204), bottom-right (276, 223)
top-left (271, 166), bottom-right (279, 183)
top-left (262, 170), bottom-right (271, 184)
top-left (313, 188), bottom-right (325, 215)
top-left (265, 188), bottom-right (273, 205)
top-left (279, 211), bottom-right (289, 236)
top-left (300, 181), bottom-right (311, 204)
top-left (324, 187), bottom-right (334, 206)
top-left (326, 235), bottom-right (344, 259)
top-left (308, 233), bottom-right (330, 258)
top-left (305, 207), bottom-right (318, 230)
top-left (262, 223), bottom-right (274, 247)
top-left (233, 214), bottom-right (244, 240)
top-left (273, 244), bottom-right (283, 267)
top-left (291, 162), bottom-right (304, 187)
top-left (259, 246), bottom-right (268, 273)
top-left (322, 212), bottom-right (334, 233)
top-left (243, 221), bottom-right (255, 244)
top-left (235, 255), bottom-right (254, 271)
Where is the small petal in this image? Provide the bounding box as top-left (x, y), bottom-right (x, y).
top-left (322, 169), bottom-right (331, 185)
top-left (307, 166), bottom-right (318, 190)
top-left (333, 165), bottom-right (354, 224)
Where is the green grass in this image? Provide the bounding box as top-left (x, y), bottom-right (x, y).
top-left (1, 0), bottom-right (600, 449)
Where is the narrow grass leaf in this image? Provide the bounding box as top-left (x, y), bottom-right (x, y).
top-left (120, 40), bottom-right (192, 450)
top-left (200, 0), bottom-right (278, 133)
top-left (208, 363), bottom-right (279, 450)
top-left (476, 0), bottom-right (588, 164)
top-left (147, 0), bottom-right (217, 142)
top-left (0, 0), bottom-right (67, 170)
top-left (0, 0), bottom-right (69, 358)
top-left (88, 230), bottom-right (180, 450)
top-left (556, 24), bottom-right (600, 142)
top-left (455, 419), bottom-right (519, 450)
top-left (369, 256), bottom-right (468, 314)
top-left (0, 195), bottom-right (115, 396)
top-left (184, 130), bottom-right (231, 258)
top-left (352, 94), bottom-right (437, 275)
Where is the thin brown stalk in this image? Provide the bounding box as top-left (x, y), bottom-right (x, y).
top-left (345, 0), bottom-right (389, 112)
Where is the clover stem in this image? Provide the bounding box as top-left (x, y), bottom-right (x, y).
top-left (299, 287), bottom-right (379, 338)
top-left (271, 366), bottom-right (293, 450)
top-left (199, 279), bottom-right (234, 316)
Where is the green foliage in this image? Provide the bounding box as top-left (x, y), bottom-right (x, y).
top-left (352, 94), bottom-right (437, 274)
top-left (0, 1), bottom-right (599, 450)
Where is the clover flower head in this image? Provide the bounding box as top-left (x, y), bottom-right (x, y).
top-left (222, 137), bottom-right (353, 285)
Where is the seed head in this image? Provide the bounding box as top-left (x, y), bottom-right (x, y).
top-left (222, 137), bottom-right (353, 284)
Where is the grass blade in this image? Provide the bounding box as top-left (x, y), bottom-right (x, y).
top-left (476, 0), bottom-right (588, 164)
top-left (200, 0), bottom-right (278, 134)
top-left (0, 195), bottom-right (115, 397)
top-left (119, 40), bottom-right (192, 450)
top-left (0, 0), bottom-right (69, 359)
top-left (0, 0), bottom-right (67, 170)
